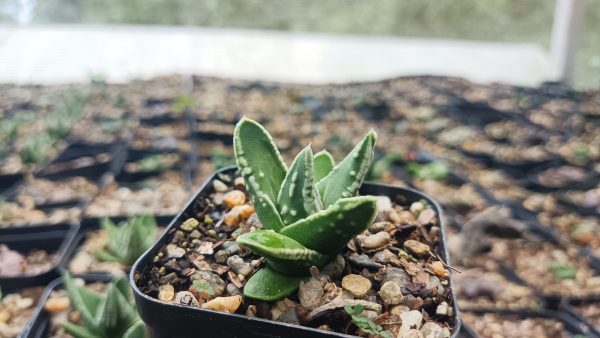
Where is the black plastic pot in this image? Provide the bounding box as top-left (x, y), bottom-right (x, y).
top-left (80, 214), bottom-right (175, 230)
top-left (0, 224), bottom-right (78, 292)
top-left (20, 274), bottom-right (114, 338)
top-left (130, 167), bottom-right (461, 338)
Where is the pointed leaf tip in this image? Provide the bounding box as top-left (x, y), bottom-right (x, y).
top-left (316, 130), bottom-right (377, 207)
top-left (314, 150), bottom-right (335, 182)
top-left (234, 117), bottom-right (286, 231)
top-left (277, 146), bottom-right (321, 224)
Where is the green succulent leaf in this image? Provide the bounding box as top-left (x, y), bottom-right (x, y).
top-left (62, 273), bottom-right (143, 337)
top-left (242, 266), bottom-right (303, 301)
top-left (314, 150), bottom-right (335, 182)
top-left (98, 215), bottom-right (157, 265)
top-left (234, 117), bottom-right (287, 231)
top-left (122, 320), bottom-right (146, 338)
top-left (62, 322), bottom-right (102, 338)
top-left (316, 130), bottom-right (377, 207)
top-left (280, 196), bottom-right (378, 255)
top-left (237, 230), bottom-right (330, 275)
top-left (277, 146), bottom-right (322, 224)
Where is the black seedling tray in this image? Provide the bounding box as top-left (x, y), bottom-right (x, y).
top-left (556, 190), bottom-right (600, 217)
top-left (20, 274), bottom-right (114, 338)
top-left (80, 214), bottom-right (175, 230)
top-left (560, 298), bottom-right (600, 337)
top-left (461, 309), bottom-right (596, 338)
top-left (525, 163), bottom-right (599, 193)
top-left (0, 223), bottom-right (78, 292)
top-left (0, 172), bottom-right (24, 196)
top-left (130, 167), bottom-right (461, 338)
top-left (115, 148), bottom-right (185, 183)
top-left (35, 142), bottom-right (125, 180)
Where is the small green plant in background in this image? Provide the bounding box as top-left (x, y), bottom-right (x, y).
top-left (172, 95), bottom-right (195, 115)
top-left (94, 215), bottom-right (157, 266)
top-left (211, 148), bottom-right (236, 170)
top-left (550, 261), bottom-right (577, 280)
top-left (46, 91), bottom-right (88, 139)
top-left (366, 153), bottom-right (403, 181)
top-left (18, 134), bottom-right (56, 165)
top-left (0, 119), bottom-right (20, 142)
top-left (234, 117), bottom-right (378, 301)
top-left (406, 161), bottom-right (449, 180)
top-left (135, 155), bottom-right (169, 173)
top-left (62, 272), bottom-right (145, 338)
top-left (344, 305), bottom-right (391, 338)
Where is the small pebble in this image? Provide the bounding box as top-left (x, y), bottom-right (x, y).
top-left (158, 284), bottom-right (175, 302)
top-left (410, 201), bottom-right (426, 215)
top-left (321, 255), bottom-right (345, 279)
top-left (166, 244), bottom-right (186, 259)
top-left (421, 321), bottom-right (450, 338)
top-left (430, 261), bottom-right (445, 277)
top-left (347, 254), bottom-right (384, 270)
top-left (215, 250), bottom-right (230, 264)
top-left (201, 295), bottom-right (242, 313)
top-left (0, 309), bottom-right (10, 323)
top-left (234, 177), bottom-right (245, 187)
top-left (227, 255), bottom-right (254, 276)
top-left (360, 231), bottom-right (391, 250)
top-left (197, 242), bottom-right (214, 255)
top-left (246, 304), bottom-right (257, 317)
top-left (44, 297), bottom-right (70, 314)
top-left (223, 190), bottom-right (246, 209)
top-left (400, 310), bottom-right (423, 333)
top-left (213, 180), bottom-right (228, 192)
top-left (399, 329), bottom-right (424, 338)
top-left (298, 278), bottom-right (325, 310)
top-left (435, 301), bottom-right (450, 316)
top-left (417, 209), bottom-right (435, 225)
top-left (369, 221), bottom-right (390, 233)
top-left (341, 274), bottom-right (372, 298)
top-left (378, 281), bottom-right (404, 305)
top-left (180, 218), bottom-right (199, 232)
top-left (226, 283), bottom-right (241, 296)
top-left (224, 205), bottom-right (255, 227)
top-left (175, 291), bottom-right (199, 307)
top-left (404, 240), bottom-right (430, 257)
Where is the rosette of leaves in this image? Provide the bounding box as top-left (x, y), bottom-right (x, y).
top-left (94, 215), bottom-right (157, 266)
top-left (234, 117), bottom-right (378, 301)
top-left (62, 272), bottom-right (145, 338)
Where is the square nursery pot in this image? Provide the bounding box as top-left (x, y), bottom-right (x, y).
top-left (20, 274), bottom-right (114, 338)
top-left (0, 223), bottom-right (78, 292)
top-left (130, 167), bottom-right (460, 338)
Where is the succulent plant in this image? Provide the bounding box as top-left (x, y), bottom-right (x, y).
top-left (94, 215), bottom-right (157, 266)
top-left (62, 272), bottom-right (145, 338)
top-left (233, 117), bottom-right (378, 301)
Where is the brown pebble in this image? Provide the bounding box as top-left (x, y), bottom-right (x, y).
top-left (44, 297), bottom-right (70, 314)
top-left (404, 240), bottom-right (430, 257)
top-left (158, 284), bottom-right (175, 302)
top-left (201, 295), bottom-right (243, 313)
top-left (224, 205), bottom-right (255, 227)
top-left (341, 274), bottom-right (372, 298)
top-left (430, 261), bottom-right (445, 277)
top-left (223, 190), bottom-right (246, 209)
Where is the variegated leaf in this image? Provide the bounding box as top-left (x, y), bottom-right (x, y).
top-left (277, 146), bottom-right (321, 224)
top-left (316, 130), bottom-right (376, 207)
top-left (314, 150), bottom-right (335, 182)
top-left (234, 117), bottom-right (287, 231)
top-left (280, 196), bottom-right (378, 255)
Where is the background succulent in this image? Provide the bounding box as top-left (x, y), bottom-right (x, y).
top-left (62, 272), bottom-right (145, 338)
top-left (234, 117), bottom-right (378, 301)
top-left (94, 215), bottom-right (157, 266)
